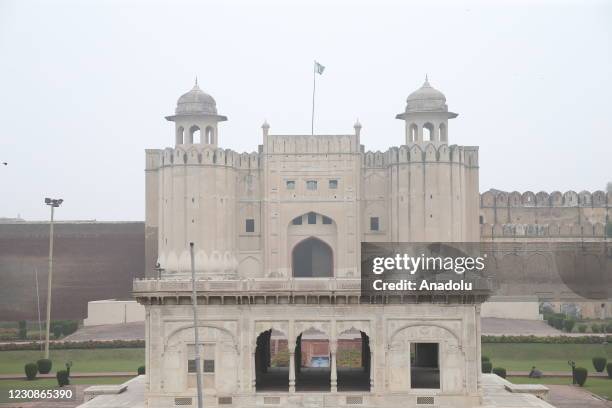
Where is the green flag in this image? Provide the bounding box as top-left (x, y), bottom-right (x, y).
top-left (314, 61), bottom-right (325, 75)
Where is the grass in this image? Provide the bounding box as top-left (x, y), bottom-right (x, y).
top-left (483, 343), bottom-right (611, 372)
top-left (0, 348), bottom-right (144, 375)
top-left (0, 376), bottom-right (131, 403)
top-left (508, 376), bottom-right (612, 401)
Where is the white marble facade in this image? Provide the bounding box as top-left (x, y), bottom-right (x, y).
top-left (135, 79), bottom-right (491, 408)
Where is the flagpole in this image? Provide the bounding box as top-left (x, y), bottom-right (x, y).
top-left (311, 61), bottom-right (316, 136)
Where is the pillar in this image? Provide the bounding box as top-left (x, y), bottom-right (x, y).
top-left (330, 342), bottom-right (337, 393)
top-left (251, 351), bottom-right (257, 391)
top-left (289, 351), bottom-right (296, 393)
top-left (370, 351), bottom-right (375, 390)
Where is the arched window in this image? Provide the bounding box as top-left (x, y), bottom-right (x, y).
top-left (205, 126), bottom-right (215, 144)
top-left (292, 237), bottom-right (333, 277)
top-left (190, 125), bottom-right (201, 144)
top-left (409, 123), bottom-right (418, 143)
top-left (176, 126), bottom-right (184, 145)
top-left (423, 123), bottom-right (435, 142)
top-left (438, 123), bottom-right (447, 142)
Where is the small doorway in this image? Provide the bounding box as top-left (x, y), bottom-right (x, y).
top-left (410, 343), bottom-right (440, 389)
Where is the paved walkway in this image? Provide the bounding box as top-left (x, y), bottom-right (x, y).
top-left (482, 318), bottom-right (562, 336)
top-left (547, 384), bottom-right (612, 408)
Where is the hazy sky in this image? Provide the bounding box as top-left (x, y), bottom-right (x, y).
top-left (0, 0), bottom-right (610, 221)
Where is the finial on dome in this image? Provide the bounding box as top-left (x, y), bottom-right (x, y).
top-left (194, 76), bottom-right (198, 87)
top-left (424, 74), bottom-right (430, 86)
top-left (262, 120), bottom-right (270, 136)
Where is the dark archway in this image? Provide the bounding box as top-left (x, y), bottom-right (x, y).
top-left (337, 330), bottom-right (371, 391)
top-left (255, 329), bottom-right (289, 391)
top-left (292, 237), bottom-right (333, 278)
top-left (295, 329), bottom-right (331, 391)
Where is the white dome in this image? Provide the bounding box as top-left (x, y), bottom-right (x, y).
top-left (405, 78), bottom-right (448, 113)
top-left (175, 82), bottom-right (218, 115)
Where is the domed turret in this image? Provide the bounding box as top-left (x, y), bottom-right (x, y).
top-left (175, 83), bottom-right (218, 115)
top-left (396, 76), bottom-right (457, 145)
top-left (405, 77), bottom-right (448, 113)
top-left (166, 79), bottom-right (227, 147)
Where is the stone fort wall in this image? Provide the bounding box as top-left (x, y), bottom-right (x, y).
top-left (480, 189), bottom-right (610, 238)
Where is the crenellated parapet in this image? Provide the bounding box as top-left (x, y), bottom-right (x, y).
top-left (263, 134), bottom-right (360, 154)
top-left (362, 143), bottom-right (478, 168)
top-left (481, 189), bottom-right (611, 208)
top-left (146, 146), bottom-right (261, 170)
top-left (480, 222), bottom-right (607, 238)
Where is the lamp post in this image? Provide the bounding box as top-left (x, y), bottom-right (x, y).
top-left (44, 197), bottom-right (63, 358)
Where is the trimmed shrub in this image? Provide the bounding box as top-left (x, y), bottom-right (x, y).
top-left (52, 323), bottom-right (63, 339)
top-left (482, 361), bottom-right (492, 373)
top-left (606, 323), bottom-right (612, 334)
top-left (492, 367), bottom-right (507, 378)
top-left (0, 339), bottom-right (145, 352)
top-left (24, 363), bottom-right (38, 380)
top-left (577, 324), bottom-right (587, 333)
top-left (563, 319), bottom-right (575, 333)
top-left (481, 335), bottom-right (612, 344)
top-left (607, 362), bottom-right (612, 379)
top-left (481, 355), bottom-right (490, 362)
top-left (137, 365), bottom-right (145, 375)
top-left (18, 320), bottom-right (27, 340)
top-left (56, 370), bottom-right (69, 387)
top-left (574, 367), bottom-right (588, 386)
top-left (592, 357), bottom-right (607, 373)
top-left (592, 324), bottom-right (601, 333)
top-left (37, 359), bottom-right (52, 374)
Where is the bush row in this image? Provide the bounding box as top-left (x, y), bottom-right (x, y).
top-left (0, 340), bottom-right (145, 351)
top-left (481, 335), bottom-right (612, 344)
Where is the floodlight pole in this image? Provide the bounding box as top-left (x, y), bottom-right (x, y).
top-left (44, 198), bottom-right (62, 359)
top-left (190, 242), bottom-right (203, 408)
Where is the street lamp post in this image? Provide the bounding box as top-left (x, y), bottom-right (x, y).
top-left (44, 197), bottom-right (63, 359)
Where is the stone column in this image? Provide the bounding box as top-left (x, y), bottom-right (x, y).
top-left (330, 342), bottom-right (338, 393)
top-left (251, 351), bottom-right (257, 392)
top-left (369, 350), bottom-right (375, 391)
top-left (289, 351), bottom-right (296, 393)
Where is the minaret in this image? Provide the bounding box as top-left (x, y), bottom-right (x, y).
top-left (165, 79), bottom-right (227, 147)
top-left (396, 76), bottom-right (457, 144)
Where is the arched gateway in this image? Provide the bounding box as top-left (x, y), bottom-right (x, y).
top-left (292, 237), bottom-right (333, 278)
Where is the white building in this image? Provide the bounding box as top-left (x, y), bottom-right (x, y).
top-left (131, 79), bottom-right (552, 408)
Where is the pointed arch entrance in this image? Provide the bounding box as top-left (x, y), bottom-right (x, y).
top-left (292, 237), bottom-right (333, 277)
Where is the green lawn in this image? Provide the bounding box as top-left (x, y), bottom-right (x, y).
top-left (0, 348), bottom-right (144, 375)
top-left (0, 376), bottom-right (132, 403)
top-left (508, 376), bottom-right (612, 401)
top-left (483, 343), bottom-right (612, 372)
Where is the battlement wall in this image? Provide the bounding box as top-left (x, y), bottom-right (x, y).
top-left (481, 189), bottom-right (610, 208)
top-left (362, 144), bottom-right (479, 168)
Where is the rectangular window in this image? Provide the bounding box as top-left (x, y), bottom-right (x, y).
top-left (306, 180), bottom-right (317, 190)
top-left (292, 216), bottom-right (302, 225)
top-left (286, 180), bottom-right (295, 190)
top-left (203, 360), bottom-right (215, 373)
top-left (322, 216), bottom-right (332, 225)
top-left (307, 212), bottom-right (317, 224)
top-left (329, 179), bottom-right (338, 189)
top-left (410, 343), bottom-right (440, 389)
top-left (187, 344), bottom-right (215, 374)
top-left (370, 217), bottom-right (379, 231)
top-left (245, 219), bottom-right (255, 233)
